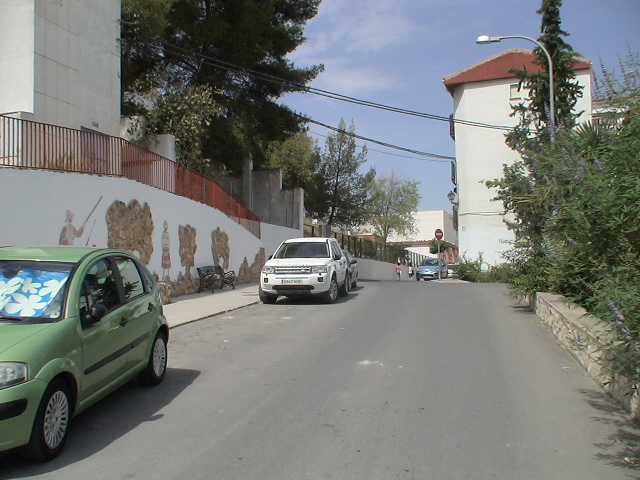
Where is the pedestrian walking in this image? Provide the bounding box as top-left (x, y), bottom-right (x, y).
top-left (408, 264), bottom-right (414, 279)
top-left (395, 262), bottom-right (402, 281)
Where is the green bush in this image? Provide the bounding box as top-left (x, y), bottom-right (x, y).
top-left (455, 254), bottom-right (514, 283)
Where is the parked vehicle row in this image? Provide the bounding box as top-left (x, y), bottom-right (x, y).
top-left (0, 247), bottom-right (168, 461)
top-left (259, 237), bottom-right (358, 304)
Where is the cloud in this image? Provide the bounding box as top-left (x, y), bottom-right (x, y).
top-left (290, 0), bottom-right (416, 95)
top-left (309, 0), bottom-right (417, 54)
top-left (311, 59), bottom-right (402, 96)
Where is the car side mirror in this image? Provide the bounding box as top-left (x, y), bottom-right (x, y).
top-left (82, 303), bottom-right (108, 327)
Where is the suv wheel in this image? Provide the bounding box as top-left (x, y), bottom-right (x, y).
top-left (322, 276), bottom-right (339, 304)
top-left (339, 274), bottom-right (349, 297)
top-left (259, 286), bottom-right (278, 304)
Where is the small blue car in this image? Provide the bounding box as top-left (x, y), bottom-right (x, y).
top-left (415, 258), bottom-right (448, 281)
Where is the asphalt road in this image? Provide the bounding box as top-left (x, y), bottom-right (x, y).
top-left (2, 281), bottom-right (639, 479)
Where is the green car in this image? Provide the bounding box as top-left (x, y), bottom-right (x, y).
top-left (0, 246), bottom-right (169, 461)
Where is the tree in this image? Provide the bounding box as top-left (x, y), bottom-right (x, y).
top-left (265, 132), bottom-right (320, 189)
top-left (121, 0), bottom-right (323, 175)
top-left (488, 0), bottom-right (584, 294)
top-left (306, 120), bottom-right (376, 229)
top-left (367, 171), bottom-right (420, 245)
top-left (506, 0), bottom-right (584, 150)
top-left (128, 67), bottom-right (221, 172)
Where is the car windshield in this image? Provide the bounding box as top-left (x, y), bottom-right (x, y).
top-left (420, 259), bottom-right (440, 267)
top-left (0, 261), bottom-right (73, 321)
top-left (273, 242), bottom-right (329, 259)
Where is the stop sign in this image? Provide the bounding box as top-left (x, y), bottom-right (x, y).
top-left (434, 228), bottom-right (444, 240)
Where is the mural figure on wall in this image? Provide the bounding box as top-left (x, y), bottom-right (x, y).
top-left (59, 210), bottom-right (84, 245)
top-left (161, 220), bottom-right (171, 280)
top-left (58, 196), bottom-right (102, 245)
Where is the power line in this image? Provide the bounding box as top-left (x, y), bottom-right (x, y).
top-left (309, 130), bottom-right (452, 162)
top-left (133, 37), bottom-right (517, 133)
top-left (304, 118), bottom-right (455, 161)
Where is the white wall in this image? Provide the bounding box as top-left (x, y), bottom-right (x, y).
top-left (0, 0), bottom-right (36, 115)
top-left (387, 210), bottom-right (457, 245)
top-left (452, 69), bottom-right (592, 265)
top-left (1, 168), bottom-right (299, 290)
top-left (261, 222), bottom-right (303, 257)
top-left (0, 0), bottom-right (121, 136)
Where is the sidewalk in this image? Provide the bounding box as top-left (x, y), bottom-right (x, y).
top-left (162, 283), bottom-right (260, 328)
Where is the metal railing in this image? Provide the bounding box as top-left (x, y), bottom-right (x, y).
top-left (0, 114), bottom-right (260, 238)
top-left (303, 223), bottom-right (406, 264)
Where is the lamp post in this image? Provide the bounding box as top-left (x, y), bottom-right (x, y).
top-left (476, 34), bottom-right (555, 138)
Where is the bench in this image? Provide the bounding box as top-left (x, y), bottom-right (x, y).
top-left (196, 265), bottom-right (236, 293)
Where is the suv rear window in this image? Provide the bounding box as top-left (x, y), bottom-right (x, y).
top-left (273, 242), bottom-right (329, 259)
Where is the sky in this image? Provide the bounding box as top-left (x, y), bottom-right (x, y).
top-left (282, 0), bottom-right (640, 212)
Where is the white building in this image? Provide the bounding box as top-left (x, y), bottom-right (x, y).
top-left (0, 0), bottom-right (121, 136)
top-left (387, 210), bottom-right (458, 266)
top-left (443, 48), bottom-right (592, 265)
top-left (388, 210), bottom-right (457, 245)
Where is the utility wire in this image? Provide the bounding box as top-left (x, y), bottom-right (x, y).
top-left (309, 130), bottom-right (452, 162)
top-left (132, 39), bottom-right (457, 159)
top-left (303, 118), bottom-right (455, 161)
top-left (132, 37), bottom-right (517, 133)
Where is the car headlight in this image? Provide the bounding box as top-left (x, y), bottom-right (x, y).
top-left (262, 266), bottom-right (275, 274)
top-left (311, 265), bottom-right (329, 274)
top-left (0, 362), bottom-right (28, 389)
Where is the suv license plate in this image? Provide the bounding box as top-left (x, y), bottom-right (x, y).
top-left (282, 279), bottom-right (303, 284)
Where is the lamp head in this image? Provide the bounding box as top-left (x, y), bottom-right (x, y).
top-left (476, 35), bottom-right (501, 44)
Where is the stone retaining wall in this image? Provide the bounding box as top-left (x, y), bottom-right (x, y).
top-left (535, 292), bottom-right (639, 422)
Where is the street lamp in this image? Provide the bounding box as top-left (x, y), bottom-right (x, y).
top-left (447, 190), bottom-right (457, 204)
top-left (476, 34), bottom-right (555, 137)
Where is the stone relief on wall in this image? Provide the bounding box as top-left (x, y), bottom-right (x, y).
top-left (167, 223), bottom-right (199, 299)
top-left (237, 247), bottom-right (266, 284)
top-left (179, 224), bottom-right (197, 274)
top-left (211, 227), bottom-right (230, 269)
top-left (99, 200), bottom-right (266, 302)
top-left (106, 199), bottom-right (154, 264)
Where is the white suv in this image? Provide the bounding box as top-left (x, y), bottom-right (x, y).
top-left (259, 237), bottom-right (349, 304)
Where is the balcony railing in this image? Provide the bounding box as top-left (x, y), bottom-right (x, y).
top-left (0, 114), bottom-right (261, 238)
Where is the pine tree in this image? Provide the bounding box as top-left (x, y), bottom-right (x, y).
top-left (507, 0), bottom-right (583, 149)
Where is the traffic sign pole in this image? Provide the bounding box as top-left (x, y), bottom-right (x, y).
top-left (434, 229), bottom-right (444, 280)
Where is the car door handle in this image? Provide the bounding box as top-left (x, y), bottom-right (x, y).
top-left (148, 302), bottom-right (154, 312)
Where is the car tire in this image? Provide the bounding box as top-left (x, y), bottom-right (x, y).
top-left (22, 378), bottom-right (72, 462)
top-left (259, 286), bottom-right (278, 304)
top-left (322, 276), bottom-right (339, 304)
top-left (351, 274), bottom-right (358, 289)
top-left (138, 331), bottom-right (168, 386)
top-left (339, 274), bottom-right (349, 297)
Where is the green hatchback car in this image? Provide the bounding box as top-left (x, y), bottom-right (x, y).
top-left (0, 246), bottom-right (169, 461)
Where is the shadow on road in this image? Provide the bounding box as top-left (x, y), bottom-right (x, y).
top-left (0, 367), bottom-right (199, 479)
top-left (581, 388), bottom-right (640, 478)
